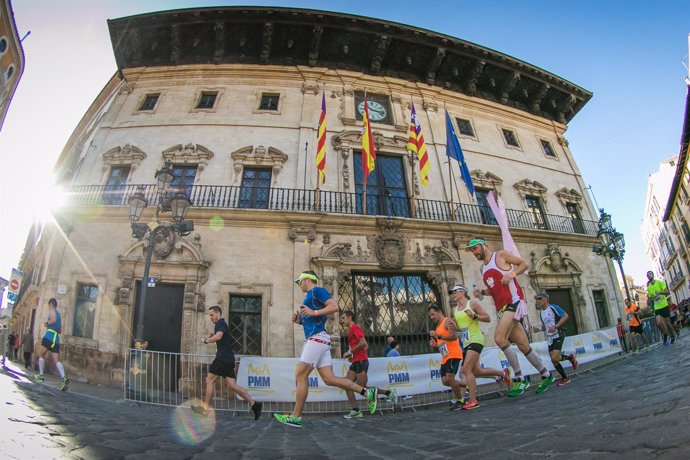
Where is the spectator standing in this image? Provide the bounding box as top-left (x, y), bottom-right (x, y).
top-left (386, 340), bottom-right (400, 357)
top-left (21, 328), bottom-right (34, 369)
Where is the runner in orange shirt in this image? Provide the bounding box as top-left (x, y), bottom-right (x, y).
top-left (428, 304), bottom-right (466, 411)
top-left (625, 299), bottom-right (649, 353)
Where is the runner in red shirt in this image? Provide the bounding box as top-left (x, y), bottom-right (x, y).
top-left (340, 311), bottom-right (397, 418)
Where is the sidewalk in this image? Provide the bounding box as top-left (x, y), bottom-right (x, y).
top-left (0, 357), bottom-right (124, 403)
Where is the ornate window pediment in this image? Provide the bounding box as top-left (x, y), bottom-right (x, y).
top-left (555, 187), bottom-right (583, 207)
top-left (471, 170), bottom-right (503, 193)
top-left (102, 144), bottom-right (146, 175)
top-left (514, 179), bottom-right (548, 203)
top-left (162, 143), bottom-right (214, 172)
top-left (230, 145), bottom-right (288, 184)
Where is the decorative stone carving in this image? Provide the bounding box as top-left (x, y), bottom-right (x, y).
top-left (322, 233), bottom-right (330, 245)
top-left (230, 145), bottom-right (288, 184)
top-left (102, 144), bottom-right (146, 175)
top-left (513, 179), bottom-right (548, 204)
top-left (471, 170), bottom-right (503, 193)
top-left (545, 243), bottom-right (567, 272)
top-left (118, 82), bottom-right (135, 95)
top-left (162, 143), bottom-right (214, 172)
top-left (301, 82), bottom-right (320, 95)
top-left (374, 218), bottom-right (405, 270)
top-left (288, 227), bottom-right (317, 243)
top-left (555, 187), bottom-right (583, 209)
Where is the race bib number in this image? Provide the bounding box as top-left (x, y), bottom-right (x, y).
top-left (547, 336), bottom-right (554, 346)
top-left (459, 328), bottom-right (470, 343)
top-left (439, 341), bottom-right (448, 358)
top-left (627, 313), bottom-right (633, 321)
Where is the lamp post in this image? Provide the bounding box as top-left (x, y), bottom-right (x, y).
top-left (128, 160), bottom-right (194, 348)
top-left (593, 208), bottom-right (631, 301)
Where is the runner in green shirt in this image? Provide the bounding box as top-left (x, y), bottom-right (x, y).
top-left (646, 271), bottom-right (677, 345)
top-left (449, 285), bottom-right (511, 409)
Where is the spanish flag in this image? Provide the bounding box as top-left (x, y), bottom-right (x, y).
top-left (361, 94), bottom-right (377, 182)
top-left (407, 102), bottom-right (430, 185)
top-left (316, 91), bottom-right (327, 185)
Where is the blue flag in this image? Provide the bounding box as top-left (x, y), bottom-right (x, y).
top-left (445, 110), bottom-right (475, 196)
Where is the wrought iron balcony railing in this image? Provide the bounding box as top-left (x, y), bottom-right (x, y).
top-left (65, 184), bottom-right (599, 236)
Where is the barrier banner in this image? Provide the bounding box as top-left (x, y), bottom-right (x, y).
top-left (236, 327), bottom-right (621, 402)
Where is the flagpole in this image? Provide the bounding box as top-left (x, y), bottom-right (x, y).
top-left (362, 91), bottom-right (368, 215)
top-left (408, 96), bottom-right (417, 218)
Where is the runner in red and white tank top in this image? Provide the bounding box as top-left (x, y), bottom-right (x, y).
top-left (482, 251), bottom-right (525, 310)
top-left (466, 238), bottom-right (555, 397)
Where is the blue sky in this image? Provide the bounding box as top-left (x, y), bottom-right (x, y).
top-left (1, 0), bottom-right (688, 303)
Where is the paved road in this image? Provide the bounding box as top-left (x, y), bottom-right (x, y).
top-left (2, 334), bottom-right (689, 459)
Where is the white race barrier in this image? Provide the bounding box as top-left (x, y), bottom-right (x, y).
top-left (237, 327), bottom-right (622, 402)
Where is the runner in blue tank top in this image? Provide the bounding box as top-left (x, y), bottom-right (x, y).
top-left (35, 298), bottom-right (69, 391)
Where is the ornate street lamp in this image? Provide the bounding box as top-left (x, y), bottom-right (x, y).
top-left (127, 161), bottom-right (194, 348)
top-left (593, 208), bottom-right (631, 301)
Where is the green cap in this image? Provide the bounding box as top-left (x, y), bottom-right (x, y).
top-left (464, 239), bottom-right (487, 250)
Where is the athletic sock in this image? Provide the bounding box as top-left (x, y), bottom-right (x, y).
top-left (554, 363), bottom-right (567, 379)
top-left (379, 388), bottom-right (390, 396)
top-left (501, 344), bottom-right (521, 376)
top-left (359, 388), bottom-right (367, 396)
top-left (524, 347), bottom-right (548, 376)
top-left (56, 362), bottom-right (65, 379)
top-left (38, 357), bottom-right (45, 375)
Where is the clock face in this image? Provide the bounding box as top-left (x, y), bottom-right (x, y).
top-left (358, 100), bottom-right (387, 122)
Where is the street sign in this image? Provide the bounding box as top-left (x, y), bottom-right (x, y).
top-left (147, 277), bottom-right (156, 287)
top-left (8, 268), bottom-right (22, 300)
top-left (7, 292), bottom-right (17, 302)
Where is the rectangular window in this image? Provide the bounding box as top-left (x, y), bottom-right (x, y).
top-left (682, 220), bottom-right (690, 244)
top-left (139, 94), bottom-right (159, 111)
top-left (566, 203), bottom-right (585, 234)
top-left (540, 139), bottom-right (556, 157)
top-left (354, 153), bottom-right (409, 217)
top-left (170, 165), bottom-right (197, 200)
top-left (73, 283), bottom-right (98, 339)
top-left (239, 167), bottom-right (272, 209)
top-left (258, 93), bottom-right (280, 111)
top-left (474, 189), bottom-right (497, 225)
top-left (592, 289), bottom-right (610, 328)
top-left (455, 117), bottom-right (475, 137)
top-left (103, 166), bottom-right (130, 205)
top-left (196, 91), bottom-right (218, 109)
top-left (525, 195), bottom-right (547, 230)
top-left (228, 294), bottom-right (262, 355)
top-left (502, 128), bottom-right (520, 147)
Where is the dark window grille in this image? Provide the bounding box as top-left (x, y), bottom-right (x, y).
top-left (338, 273), bottom-right (440, 356)
top-left (475, 189), bottom-right (497, 225)
top-left (169, 165), bottom-right (197, 199)
top-left (196, 91), bottom-right (217, 109)
top-left (502, 128), bottom-right (520, 147)
top-left (228, 295), bottom-right (262, 355)
top-left (354, 153), bottom-right (409, 217)
top-left (73, 284), bottom-right (98, 339)
top-left (541, 139), bottom-right (556, 157)
top-left (455, 118), bottom-right (475, 137)
top-left (566, 203), bottom-right (585, 234)
top-left (239, 168), bottom-right (272, 209)
top-left (139, 94), bottom-right (159, 111)
top-left (259, 94), bottom-right (280, 110)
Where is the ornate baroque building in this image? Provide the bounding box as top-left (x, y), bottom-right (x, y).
top-left (11, 7), bottom-right (623, 385)
top-left (0, 0), bottom-right (24, 131)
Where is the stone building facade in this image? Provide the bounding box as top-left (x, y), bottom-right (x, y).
top-left (10, 7), bottom-right (624, 385)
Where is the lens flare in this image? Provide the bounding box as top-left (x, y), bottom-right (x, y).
top-left (170, 398), bottom-right (216, 445)
top-left (209, 216), bottom-right (224, 232)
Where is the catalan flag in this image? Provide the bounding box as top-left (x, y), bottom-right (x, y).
top-left (316, 90), bottom-right (327, 185)
top-left (407, 102), bottom-right (430, 185)
top-left (361, 95), bottom-right (377, 181)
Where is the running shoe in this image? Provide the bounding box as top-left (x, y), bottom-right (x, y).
top-left (535, 375), bottom-right (556, 394)
top-left (461, 399), bottom-right (480, 410)
top-left (34, 374), bottom-right (44, 382)
top-left (273, 413), bottom-right (302, 428)
top-left (450, 401), bottom-right (463, 411)
top-left (366, 387), bottom-right (378, 414)
top-left (644, 346), bottom-right (650, 352)
top-left (633, 348), bottom-right (640, 355)
top-left (664, 336), bottom-right (671, 346)
top-left (507, 379), bottom-right (530, 397)
top-left (60, 377), bottom-right (70, 392)
top-left (556, 377), bottom-right (571, 386)
top-left (671, 335), bottom-right (676, 344)
top-left (251, 402), bottom-right (263, 420)
top-left (343, 409), bottom-right (363, 419)
top-left (503, 368), bottom-right (512, 387)
top-left (387, 388), bottom-right (398, 405)
top-left (568, 354), bottom-right (578, 371)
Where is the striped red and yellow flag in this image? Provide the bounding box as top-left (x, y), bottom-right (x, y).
top-left (361, 95), bottom-right (377, 181)
top-left (316, 91), bottom-right (327, 185)
top-left (407, 102), bottom-right (430, 185)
